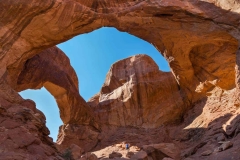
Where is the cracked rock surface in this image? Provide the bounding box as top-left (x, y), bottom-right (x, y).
top-left (1, 0), bottom-right (240, 159)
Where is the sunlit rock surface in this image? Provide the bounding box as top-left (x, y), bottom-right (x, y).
top-left (88, 54), bottom-right (184, 127)
top-left (14, 46), bottom-right (98, 127)
top-left (1, 0), bottom-right (240, 159)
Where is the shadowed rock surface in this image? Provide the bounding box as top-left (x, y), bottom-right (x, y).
top-left (15, 46), bottom-right (97, 126)
top-left (0, 82), bottom-right (63, 159)
top-left (1, 0), bottom-right (240, 159)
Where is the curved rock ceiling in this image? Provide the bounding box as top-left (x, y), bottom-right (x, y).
top-left (2, 0), bottom-right (239, 123)
top-left (15, 47), bottom-right (98, 127)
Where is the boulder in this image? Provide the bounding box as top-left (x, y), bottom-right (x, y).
top-left (69, 144), bottom-right (84, 160)
top-left (80, 152), bottom-right (98, 160)
top-left (131, 151), bottom-right (148, 160)
top-left (142, 143), bottom-right (180, 159)
top-left (201, 150), bottom-right (212, 156)
top-left (109, 151), bottom-right (122, 159)
top-left (218, 141), bottom-right (233, 151)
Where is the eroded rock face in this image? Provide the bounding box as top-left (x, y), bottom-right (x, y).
top-left (1, 0), bottom-right (239, 106)
top-left (0, 95), bottom-right (63, 159)
top-left (12, 46), bottom-right (98, 127)
top-left (171, 87), bottom-right (240, 160)
top-left (0, 0), bottom-right (239, 128)
top-left (1, 0), bottom-right (240, 160)
top-left (56, 124), bottom-right (100, 153)
top-left (88, 54), bottom-right (184, 127)
top-left (10, 46), bottom-right (101, 153)
top-left (0, 77), bottom-right (62, 159)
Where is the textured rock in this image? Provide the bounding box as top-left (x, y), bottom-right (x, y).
top-left (201, 150), bottom-right (212, 156)
top-left (1, 0), bottom-right (239, 107)
top-left (218, 141), bottom-right (233, 151)
top-left (69, 144), bottom-right (84, 160)
top-left (0, 99), bottom-right (63, 159)
top-left (56, 124), bottom-right (100, 153)
top-left (109, 151), bottom-right (122, 159)
top-left (80, 152), bottom-right (98, 160)
top-left (7, 46), bottom-right (100, 153)
top-left (131, 151), bottom-right (148, 160)
top-left (1, 0), bottom-right (240, 160)
top-left (142, 143), bottom-right (180, 159)
top-left (162, 158), bottom-right (174, 160)
top-left (88, 54), bottom-right (184, 127)
top-left (172, 87), bottom-right (240, 160)
top-left (13, 46), bottom-right (98, 127)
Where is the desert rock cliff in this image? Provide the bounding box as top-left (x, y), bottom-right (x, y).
top-left (88, 54), bottom-right (184, 127)
top-left (1, 0), bottom-right (240, 159)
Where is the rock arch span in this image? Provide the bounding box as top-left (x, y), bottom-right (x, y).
top-left (15, 46), bottom-right (97, 126)
top-left (2, 0), bottom-right (239, 125)
top-left (1, 0), bottom-right (240, 159)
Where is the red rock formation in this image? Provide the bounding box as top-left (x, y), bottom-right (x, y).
top-left (1, 0), bottom-right (239, 120)
top-left (169, 87), bottom-right (240, 159)
top-left (11, 46), bottom-right (101, 153)
top-left (88, 54), bottom-right (184, 127)
top-left (1, 1), bottom-right (239, 106)
top-left (56, 123), bottom-right (100, 153)
top-left (13, 46), bottom-right (98, 127)
top-left (1, 0), bottom-right (240, 159)
top-left (0, 80), bottom-right (63, 159)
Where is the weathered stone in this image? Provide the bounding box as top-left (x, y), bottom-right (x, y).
top-left (162, 158), bottom-right (174, 160)
top-left (0, 119), bottom-right (20, 129)
top-left (131, 151), bottom-right (148, 160)
top-left (80, 152), bottom-right (98, 160)
top-left (142, 143), bottom-right (180, 160)
top-left (126, 151), bottom-right (135, 158)
top-left (56, 124), bottom-right (100, 152)
top-left (216, 133), bottom-right (226, 142)
top-left (19, 99), bottom-right (37, 113)
top-left (1, 0), bottom-right (240, 159)
top-left (109, 151), bottom-right (122, 159)
top-left (69, 144), bottom-right (84, 160)
top-left (218, 141), bottom-right (233, 151)
top-left (27, 144), bottom-right (47, 157)
top-left (88, 55), bottom-right (184, 127)
top-left (201, 150), bottom-right (212, 156)
top-left (14, 46), bottom-right (98, 127)
top-left (7, 127), bottom-right (37, 148)
top-left (0, 103), bottom-right (62, 159)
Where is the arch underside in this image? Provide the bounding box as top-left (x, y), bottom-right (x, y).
top-left (2, 0), bottom-right (239, 124)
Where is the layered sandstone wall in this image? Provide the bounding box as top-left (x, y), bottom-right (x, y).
top-left (88, 54), bottom-right (184, 127)
top-left (1, 0), bottom-right (240, 120)
top-left (1, 0), bottom-right (240, 159)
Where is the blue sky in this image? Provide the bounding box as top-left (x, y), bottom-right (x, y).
top-left (19, 27), bottom-right (170, 141)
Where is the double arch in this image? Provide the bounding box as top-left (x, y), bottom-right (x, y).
top-left (1, 0), bottom-right (239, 127)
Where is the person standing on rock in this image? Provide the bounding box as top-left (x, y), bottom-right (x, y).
top-left (126, 143), bottom-right (130, 151)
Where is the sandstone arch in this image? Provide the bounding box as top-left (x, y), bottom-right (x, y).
top-left (1, 0), bottom-right (239, 137)
top-left (14, 46), bottom-right (99, 128)
top-left (1, 0), bottom-right (240, 158)
top-left (2, 0), bottom-right (239, 120)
